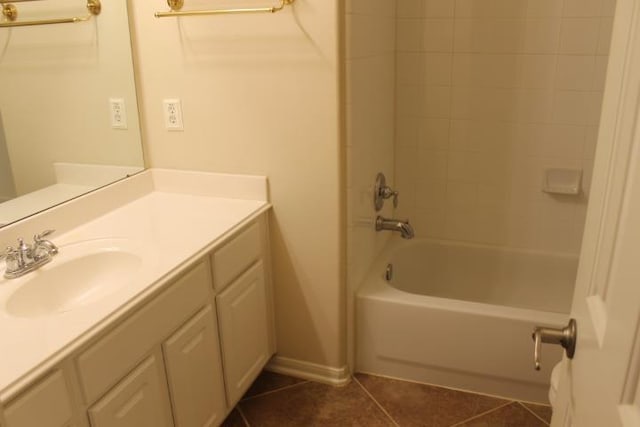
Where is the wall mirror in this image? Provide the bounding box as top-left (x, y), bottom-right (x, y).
top-left (0, 0), bottom-right (144, 227)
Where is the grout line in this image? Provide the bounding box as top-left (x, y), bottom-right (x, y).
top-left (352, 375), bottom-right (401, 427)
top-left (236, 404), bottom-right (251, 427)
top-left (518, 401), bottom-right (551, 426)
top-left (356, 370), bottom-right (519, 403)
top-left (449, 401), bottom-right (515, 427)
top-left (240, 380), bottom-right (310, 402)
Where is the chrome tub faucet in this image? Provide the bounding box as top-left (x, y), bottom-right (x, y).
top-left (375, 216), bottom-right (415, 239)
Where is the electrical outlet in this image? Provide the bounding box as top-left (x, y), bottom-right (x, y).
top-left (163, 99), bottom-right (184, 131)
top-left (109, 98), bottom-right (127, 129)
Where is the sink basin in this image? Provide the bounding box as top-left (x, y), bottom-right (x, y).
top-left (4, 240), bottom-right (143, 318)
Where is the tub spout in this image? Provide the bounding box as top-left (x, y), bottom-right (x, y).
top-left (375, 216), bottom-right (415, 239)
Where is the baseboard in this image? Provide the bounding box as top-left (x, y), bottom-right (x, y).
top-left (266, 356), bottom-right (351, 387)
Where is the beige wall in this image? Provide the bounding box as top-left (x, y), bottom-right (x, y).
top-left (0, 0), bottom-right (143, 195)
top-left (345, 0), bottom-right (396, 367)
top-left (395, 0), bottom-right (616, 254)
top-left (130, 0), bottom-right (344, 369)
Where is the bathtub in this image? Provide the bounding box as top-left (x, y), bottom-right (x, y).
top-left (356, 238), bottom-right (577, 403)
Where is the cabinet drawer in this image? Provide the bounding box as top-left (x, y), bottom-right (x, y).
top-left (88, 354), bottom-right (172, 427)
top-left (212, 222), bottom-right (261, 292)
top-left (76, 261), bottom-right (211, 403)
top-left (4, 370), bottom-right (73, 427)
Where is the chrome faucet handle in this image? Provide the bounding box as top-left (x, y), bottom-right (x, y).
top-left (374, 173), bottom-right (402, 211)
top-left (0, 246), bottom-right (16, 260)
top-left (380, 187), bottom-right (399, 208)
top-left (34, 229), bottom-right (55, 241)
top-left (33, 229), bottom-right (58, 256)
top-left (1, 246), bottom-right (20, 272)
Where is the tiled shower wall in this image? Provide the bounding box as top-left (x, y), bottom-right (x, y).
top-left (346, 0), bottom-right (395, 365)
top-left (394, 0), bottom-right (616, 254)
top-left (346, 1), bottom-right (395, 288)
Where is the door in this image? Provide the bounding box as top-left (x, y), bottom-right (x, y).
top-left (163, 305), bottom-right (227, 427)
top-left (3, 370), bottom-right (75, 427)
top-left (551, 0), bottom-right (640, 425)
top-left (216, 260), bottom-right (270, 404)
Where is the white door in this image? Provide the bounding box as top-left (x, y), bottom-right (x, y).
top-left (216, 261), bottom-right (270, 404)
top-left (163, 305), bottom-right (227, 427)
top-left (551, 0), bottom-right (640, 425)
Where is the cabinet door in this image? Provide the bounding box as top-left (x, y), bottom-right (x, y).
top-left (216, 261), bottom-right (270, 404)
top-left (3, 370), bottom-right (75, 427)
top-left (87, 354), bottom-right (172, 427)
top-left (163, 305), bottom-right (227, 427)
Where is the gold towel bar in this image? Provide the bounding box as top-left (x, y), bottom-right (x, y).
top-left (155, 0), bottom-right (294, 18)
top-left (0, 0), bottom-right (100, 27)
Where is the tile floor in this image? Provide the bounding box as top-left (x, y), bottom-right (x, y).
top-left (221, 371), bottom-right (552, 427)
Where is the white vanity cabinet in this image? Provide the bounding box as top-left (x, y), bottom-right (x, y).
top-left (1, 214), bottom-right (274, 427)
top-left (87, 352), bottom-right (173, 427)
top-left (2, 369), bottom-right (77, 427)
top-left (162, 305), bottom-right (226, 427)
top-left (212, 219), bottom-right (275, 404)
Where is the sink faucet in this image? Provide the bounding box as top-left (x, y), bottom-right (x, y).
top-left (375, 216), bottom-right (415, 239)
top-left (1, 230), bottom-right (58, 279)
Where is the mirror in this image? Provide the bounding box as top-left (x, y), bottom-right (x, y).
top-left (0, 0), bottom-right (144, 227)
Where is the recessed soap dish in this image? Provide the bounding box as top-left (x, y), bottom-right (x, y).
top-left (543, 168), bottom-right (582, 195)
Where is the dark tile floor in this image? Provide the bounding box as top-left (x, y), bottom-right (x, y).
top-left (222, 371), bottom-right (552, 427)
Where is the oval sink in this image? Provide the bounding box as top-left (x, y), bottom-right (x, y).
top-left (5, 247), bottom-right (142, 318)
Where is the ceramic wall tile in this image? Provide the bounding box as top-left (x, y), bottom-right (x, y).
top-left (394, 0), bottom-right (614, 250)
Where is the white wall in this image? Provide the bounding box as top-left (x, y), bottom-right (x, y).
top-left (395, 0), bottom-right (616, 254)
top-left (345, 0), bottom-right (396, 367)
top-left (131, 0), bottom-right (344, 369)
top-left (0, 0), bottom-right (143, 195)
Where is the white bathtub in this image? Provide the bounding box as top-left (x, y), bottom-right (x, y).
top-left (356, 238), bottom-right (577, 403)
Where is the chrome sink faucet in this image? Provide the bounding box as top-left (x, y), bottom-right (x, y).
top-left (375, 216), bottom-right (415, 239)
top-left (1, 230), bottom-right (58, 279)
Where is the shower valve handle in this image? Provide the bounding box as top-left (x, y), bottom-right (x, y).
top-left (381, 187), bottom-right (399, 208)
top-left (531, 319), bottom-right (577, 371)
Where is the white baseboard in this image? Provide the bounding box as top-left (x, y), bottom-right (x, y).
top-left (266, 356), bottom-right (351, 387)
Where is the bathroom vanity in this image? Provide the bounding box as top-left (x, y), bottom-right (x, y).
top-left (0, 169), bottom-right (275, 427)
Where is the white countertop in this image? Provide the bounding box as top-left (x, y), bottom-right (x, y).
top-left (0, 169), bottom-right (270, 401)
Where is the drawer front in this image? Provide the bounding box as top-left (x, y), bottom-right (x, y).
top-left (4, 370), bottom-right (74, 427)
top-left (87, 354), bottom-right (172, 427)
top-left (76, 261), bottom-right (211, 403)
top-left (163, 305), bottom-right (227, 427)
top-left (216, 261), bottom-right (270, 404)
top-left (212, 222), bottom-right (261, 292)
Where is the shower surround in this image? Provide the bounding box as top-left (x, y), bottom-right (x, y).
top-left (394, 0), bottom-right (615, 254)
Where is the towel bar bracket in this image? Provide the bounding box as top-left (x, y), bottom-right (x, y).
top-left (168, 0), bottom-right (184, 11)
top-left (2, 3), bottom-right (16, 20)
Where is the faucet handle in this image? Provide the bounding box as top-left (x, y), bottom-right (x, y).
top-left (380, 187), bottom-right (400, 208)
top-left (1, 246), bottom-right (19, 272)
top-left (0, 246), bottom-right (15, 259)
top-left (34, 229), bottom-right (55, 242)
